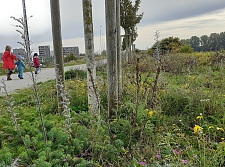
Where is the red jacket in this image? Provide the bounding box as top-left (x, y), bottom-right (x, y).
top-left (2, 51), bottom-right (17, 69)
top-left (33, 57), bottom-right (40, 67)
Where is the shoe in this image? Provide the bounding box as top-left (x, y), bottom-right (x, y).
top-left (20, 77), bottom-right (24, 79)
top-left (35, 71), bottom-right (38, 74)
top-left (7, 74), bottom-right (12, 80)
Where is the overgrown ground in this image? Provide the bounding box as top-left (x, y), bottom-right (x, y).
top-left (0, 52), bottom-right (224, 167)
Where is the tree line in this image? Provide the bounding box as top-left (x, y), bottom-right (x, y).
top-left (181, 31), bottom-right (225, 52)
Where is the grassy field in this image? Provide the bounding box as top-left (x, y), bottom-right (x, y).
top-left (0, 52), bottom-right (224, 166)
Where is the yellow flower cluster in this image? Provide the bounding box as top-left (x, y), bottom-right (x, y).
top-left (193, 125), bottom-right (202, 134)
top-left (149, 111), bottom-right (153, 117)
top-left (216, 127), bottom-right (224, 131)
top-left (196, 115), bottom-right (203, 119)
top-left (145, 109), bottom-right (154, 118)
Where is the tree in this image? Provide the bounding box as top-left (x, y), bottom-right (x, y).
top-left (50, 0), bottom-right (64, 113)
top-left (179, 44), bottom-right (194, 53)
top-left (200, 35), bottom-right (209, 51)
top-left (208, 33), bottom-right (220, 51)
top-left (116, 0), bottom-right (122, 102)
top-left (180, 39), bottom-right (190, 45)
top-left (151, 36), bottom-right (183, 54)
top-left (190, 36), bottom-right (200, 51)
top-left (22, 0), bottom-right (31, 60)
top-left (120, 0), bottom-right (143, 62)
top-left (219, 32), bottom-right (225, 50)
top-left (82, 0), bottom-right (100, 114)
top-left (105, 0), bottom-right (118, 119)
top-left (182, 31), bottom-right (225, 52)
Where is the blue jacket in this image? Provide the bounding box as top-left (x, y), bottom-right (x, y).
top-left (15, 60), bottom-right (26, 71)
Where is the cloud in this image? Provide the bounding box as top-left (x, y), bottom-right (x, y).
top-left (135, 8), bottom-right (225, 50)
top-left (139, 0), bottom-right (225, 25)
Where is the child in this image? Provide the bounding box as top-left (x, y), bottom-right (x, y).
top-left (33, 53), bottom-right (40, 74)
top-left (2, 45), bottom-right (17, 80)
top-left (15, 55), bottom-right (26, 79)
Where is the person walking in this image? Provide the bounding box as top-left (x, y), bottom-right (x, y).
top-left (2, 45), bottom-right (17, 80)
top-left (33, 53), bottom-right (40, 74)
top-left (15, 55), bottom-right (26, 79)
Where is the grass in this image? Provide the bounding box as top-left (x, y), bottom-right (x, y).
top-left (0, 52), bottom-right (224, 166)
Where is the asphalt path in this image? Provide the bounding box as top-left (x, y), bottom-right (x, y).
top-left (0, 59), bottom-right (106, 95)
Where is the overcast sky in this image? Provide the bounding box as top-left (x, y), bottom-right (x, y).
top-left (1, 0), bottom-right (225, 54)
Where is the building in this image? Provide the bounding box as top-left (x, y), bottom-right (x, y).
top-left (62, 46), bottom-right (79, 56)
top-left (0, 53), bottom-right (3, 59)
top-left (38, 45), bottom-right (51, 57)
top-left (13, 48), bottom-right (26, 57)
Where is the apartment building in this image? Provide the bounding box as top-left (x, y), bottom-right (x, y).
top-left (0, 53), bottom-right (3, 59)
top-left (62, 46), bottom-right (79, 56)
top-left (38, 45), bottom-right (51, 57)
top-left (13, 48), bottom-right (26, 57)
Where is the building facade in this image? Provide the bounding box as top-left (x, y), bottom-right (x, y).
top-left (62, 47), bottom-right (79, 56)
top-left (13, 48), bottom-right (26, 57)
top-left (38, 45), bottom-right (51, 57)
top-left (0, 53), bottom-right (3, 59)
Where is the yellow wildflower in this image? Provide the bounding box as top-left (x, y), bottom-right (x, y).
top-left (81, 83), bottom-right (86, 87)
top-left (161, 90), bottom-right (166, 93)
top-left (208, 126), bottom-right (214, 129)
top-left (189, 75), bottom-right (195, 79)
top-left (182, 84), bottom-right (188, 88)
top-left (196, 115), bottom-right (203, 119)
top-left (149, 111), bottom-right (154, 117)
top-left (221, 138), bottom-right (224, 141)
top-left (216, 127), bottom-right (224, 131)
top-left (193, 125), bottom-right (202, 134)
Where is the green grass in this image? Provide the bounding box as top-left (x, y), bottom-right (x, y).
top-left (0, 52), bottom-right (224, 166)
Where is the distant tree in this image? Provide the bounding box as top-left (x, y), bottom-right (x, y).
top-left (179, 44), bottom-right (194, 53)
top-left (190, 36), bottom-right (200, 51)
top-left (180, 39), bottom-right (190, 45)
top-left (200, 35), bottom-right (209, 51)
top-left (219, 32), bottom-right (225, 50)
top-left (120, 0), bottom-right (143, 62)
top-left (182, 31), bottom-right (225, 52)
top-left (208, 33), bottom-right (220, 51)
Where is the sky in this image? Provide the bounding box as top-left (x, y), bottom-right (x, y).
top-left (1, 0), bottom-right (225, 54)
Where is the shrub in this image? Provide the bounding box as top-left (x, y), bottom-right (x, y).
top-left (161, 53), bottom-right (198, 74)
top-left (65, 69), bottom-right (86, 80)
top-left (64, 53), bottom-right (78, 63)
top-left (109, 119), bottom-right (131, 147)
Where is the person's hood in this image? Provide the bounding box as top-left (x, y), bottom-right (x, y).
top-left (17, 55), bottom-right (24, 60)
top-left (3, 51), bottom-right (10, 57)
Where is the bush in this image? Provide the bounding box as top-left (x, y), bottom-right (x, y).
top-left (65, 69), bottom-right (86, 80)
top-left (161, 53), bottom-right (198, 74)
top-left (64, 53), bottom-right (78, 63)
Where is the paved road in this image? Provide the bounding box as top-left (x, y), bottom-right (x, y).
top-left (0, 59), bottom-right (106, 95)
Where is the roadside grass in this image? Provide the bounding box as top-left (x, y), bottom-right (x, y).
top-left (0, 52), bottom-right (224, 166)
